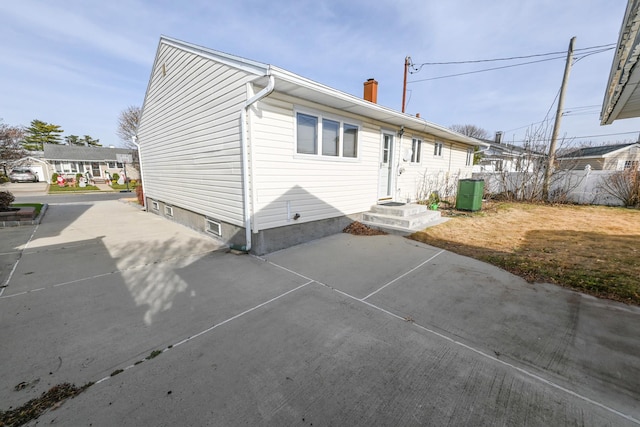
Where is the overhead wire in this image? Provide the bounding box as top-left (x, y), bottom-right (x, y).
top-left (407, 44), bottom-right (615, 83)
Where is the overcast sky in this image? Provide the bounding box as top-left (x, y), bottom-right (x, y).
top-left (1, 0), bottom-right (638, 148)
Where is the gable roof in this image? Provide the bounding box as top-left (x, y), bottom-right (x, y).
top-left (43, 144), bottom-right (135, 162)
top-left (158, 36), bottom-right (486, 148)
top-left (601, 0), bottom-right (640, 124)
top-left (558, 142), bottom-right (639, 159)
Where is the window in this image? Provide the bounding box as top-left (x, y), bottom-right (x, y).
top-left (151, 201), bottom-right (159, 211)
top-left (411, 139), bottom-right (422, 163)
top-left (322, 119), bottom-right (339, 156)
top-left (116, 162), bottom-right (124, 168)
top-left (434, 142), bottom-right (443, 157)
top-left (296, 113), bottom-right (317, 154)
top-left (466, 148), bottom-right (474, 166)
top-left (343, 124), bottom-right (358, 158)
top-left (165, 206), bottom-right (173, 217)
top-left (108, 162), bottom-right (116, 168)
top-left (624, 160), bottom-right (639, 170)
top-left (296, 111), bottom-right (359, 158)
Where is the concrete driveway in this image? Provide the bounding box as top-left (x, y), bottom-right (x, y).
top-left (0, 200), bottom-right (638, 426)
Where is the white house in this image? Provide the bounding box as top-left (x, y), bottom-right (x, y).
top-left (556, 142), bottom-right (640, 170)
top-left (137, 36), bottom-right (484, 254)
top-left (12, 144), bottom-right (139, 183)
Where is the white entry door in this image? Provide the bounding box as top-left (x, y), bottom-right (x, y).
top-left (378, 132), bottom-right (394, 200)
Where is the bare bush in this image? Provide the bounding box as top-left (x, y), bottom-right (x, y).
top-left (0, 190), bottom-right (15, 210)
top-left (416, 170), bottom-right (461, 203)
top-left (598, 169), bottom-right (640, 207)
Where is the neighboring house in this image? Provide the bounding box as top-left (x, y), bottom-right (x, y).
top-left (473, 133), bottom-right (545, 173)
top-left (14, 144), bottom-right (138, 182)
top-left (601, 0), bottom-right (640, 124)
top-left (137, 36), bottom-right (484, 254)
top-left (556, 142), bottom-right (640, 170)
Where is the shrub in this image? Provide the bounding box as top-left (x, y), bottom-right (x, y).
top-left (598, 169), bottom-right (640, 207)
top-left (0, 174), bottom-right (9, 184)
top-left (112, 173), bottom-right (120, 182)
top-left (52, 173), bottom-right (59, 184)
top-left (0, 190), bottom-right (15, 210)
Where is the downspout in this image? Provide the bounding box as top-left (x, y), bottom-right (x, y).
top-left (239, 74), bottom-right (275, 252)
top-left (131, 136), bottom-right (146, 210)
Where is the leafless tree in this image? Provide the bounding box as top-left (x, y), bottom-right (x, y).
top-left (449, 124), bottom-right (490, 140)
top-left (476, 122), bottom-right (582, 203)
top-left (0, 120), bottom-right (26, 176)
top-left (117, 106), bottom-right (141, 148)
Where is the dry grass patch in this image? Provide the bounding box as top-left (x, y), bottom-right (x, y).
top-left (409, 202), bottom-right (640, 304)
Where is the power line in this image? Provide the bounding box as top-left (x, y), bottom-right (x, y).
top-left (407, 44), bottom-right (615, 83)
top-left (407, 56), bottom-right (567, 83)
top-left (409, 43), bottom-right (615, 68)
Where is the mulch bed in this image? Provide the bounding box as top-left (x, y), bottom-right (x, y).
top-left (343, 221), bottom-right (388, 236)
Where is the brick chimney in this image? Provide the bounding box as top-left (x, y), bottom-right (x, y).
top-left (363, 78), bottom-right (378, 103)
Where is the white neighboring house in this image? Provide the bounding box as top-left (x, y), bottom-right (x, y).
top-left (556, 142), bottom-right (640, 170)
top-left (14, 144), bottom-right (139, 183)
top-left (473, 140), bottom-right (545, 173)
top-left (137, 36), bottom-right (485, 254)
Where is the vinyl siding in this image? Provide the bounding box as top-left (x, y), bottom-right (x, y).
top-left (395, 134), bottom-right (474, 202)
top-left (249, 97), bottom-right (476, 230)
top-left (138, 43), bottom-right (255, 226)
top-left (250, 97), bottom-right (379, 231)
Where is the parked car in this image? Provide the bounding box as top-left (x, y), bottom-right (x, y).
top-left (9, 168), bottom-right (38, 183)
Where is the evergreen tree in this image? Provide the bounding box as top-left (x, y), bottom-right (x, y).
top-left (65, 134), bottom-right (101, 147)
top-left (23, 119), bottom-right (64, 150)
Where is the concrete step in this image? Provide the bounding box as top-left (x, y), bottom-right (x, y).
top-left (369, 203), bottom-right (428, 217)
top-left (362, 206), bottom-right (444, 233)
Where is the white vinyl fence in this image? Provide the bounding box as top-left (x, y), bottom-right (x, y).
top-left (472, 170), bottom-right (624, 206)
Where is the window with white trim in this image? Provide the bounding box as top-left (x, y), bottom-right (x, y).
top-left (466, 148), bottom-right (474, 166)
top-left (411, 139), bottom-right (422, 163)
top-left (434, 141), bottom-right (443, 157)
top-left (296, 111), bottom-right (359, 158)
top-left (624, 160), bottom-right (639, 170)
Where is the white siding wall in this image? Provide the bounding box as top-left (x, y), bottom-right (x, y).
top-left (137, 43), bottom-right (255, 226)
top-left (250, 97), bottom-right (380, 231)
top-left (249, 97), bottom-right (476, 231)
top-left (396, 135), bottom-right (474, 202)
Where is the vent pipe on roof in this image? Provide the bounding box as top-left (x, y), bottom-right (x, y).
top-left (363, 78), bottom-right (378, 103)
top-left (495, 131), bottom-right (503, 144)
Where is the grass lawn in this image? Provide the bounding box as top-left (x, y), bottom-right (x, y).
top-left (409, 202), bottom-right (640, 305)
top-left (11, 203), bottom-right (44, 217)
top-left (109, 182), bottom-right (138, 190)
top-left (48, 185), bottom-right (99, 193)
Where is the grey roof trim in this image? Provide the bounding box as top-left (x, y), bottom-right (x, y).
top-left (601, 0), bottom-right (640, 124)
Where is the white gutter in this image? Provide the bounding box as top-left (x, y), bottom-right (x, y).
top-left (131, 136), bottom-right (146, 210)
top-left (239, 74), bottom-right (275, 252)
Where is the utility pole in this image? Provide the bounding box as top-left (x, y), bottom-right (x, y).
top-left (402, 56), bottom-right (410, 113)
top-left (543, 36), bottom-right (575, 200)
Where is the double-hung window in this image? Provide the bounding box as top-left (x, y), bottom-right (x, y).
top-left (434, 141), bottom-right (443, 157)
top-left (411, 139), bottom-right (422, 163)
top-left (296, 111), bottom-right (359, 158)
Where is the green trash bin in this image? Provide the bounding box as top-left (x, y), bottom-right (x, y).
top-left (456, 179), bottom-right (484, 211)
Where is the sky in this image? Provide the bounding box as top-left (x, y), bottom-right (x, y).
top-left (1, 0), bottom-right (639, 148)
